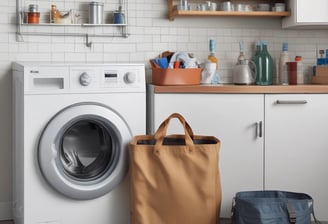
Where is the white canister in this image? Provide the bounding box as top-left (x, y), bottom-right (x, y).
top-left (89, 2), bottom-right (104, 24)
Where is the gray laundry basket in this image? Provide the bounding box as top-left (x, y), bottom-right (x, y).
top-left (231, 190), bottom-right (320, 224)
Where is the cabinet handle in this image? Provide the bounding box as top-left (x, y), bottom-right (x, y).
top-left (257, 121), bottom-right (263, 138)
top-left (276, 100), bottom-right (307, 105)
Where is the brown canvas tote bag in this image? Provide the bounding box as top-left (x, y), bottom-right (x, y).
top-left (129, 113), bottom-right (221, 224)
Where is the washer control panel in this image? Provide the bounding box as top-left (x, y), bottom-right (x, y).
top-left (69, 64), bottom-right (145, 92)
top-left (15, 63), bottom-right (145, 94)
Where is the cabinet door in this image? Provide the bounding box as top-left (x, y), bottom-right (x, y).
top-left (282, 0), bottom-right (328, 28)
top-left (296, 0), bottom-right (328, 23)
top-left (152, 93), bottom-right (264, 218)
top-left (265, 94), bottom-right (328, 221)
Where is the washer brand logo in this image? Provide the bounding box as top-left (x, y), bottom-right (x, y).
top-left (30, 70), bottom-right (39, 74)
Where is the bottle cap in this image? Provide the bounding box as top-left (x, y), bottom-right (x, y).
top-left (282, 42), bottom-right (288, 51)
top-left (255, 41), bottom-right (261, 50)
top-left (295, 56), bottom-right (302, 61)
top-left (209, 39), bottom-right (215, 52)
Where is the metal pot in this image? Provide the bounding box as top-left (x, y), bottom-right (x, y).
top-left (232, 59), bottom-right (256, 85)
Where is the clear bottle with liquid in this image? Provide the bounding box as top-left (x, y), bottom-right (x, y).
top-left (279, 42), bottom-right (290, 85)
top-left (207, 38), bottom-right (219, 83)
top-left (256, 41), bottom-right (273, 85)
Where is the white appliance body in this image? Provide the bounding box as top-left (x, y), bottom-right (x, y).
top-left (12, 62), bottom-right (146, 224)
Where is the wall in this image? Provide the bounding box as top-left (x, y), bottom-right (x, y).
top-left (1, 0), bottom-right (328, 220)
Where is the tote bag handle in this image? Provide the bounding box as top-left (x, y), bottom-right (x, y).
top-left (154, 113), bottom-right (194, 146)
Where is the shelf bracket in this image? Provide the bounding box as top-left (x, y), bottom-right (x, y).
top-left (85, 34), bottom-right (92, 48)
top-left (168, 0), bottom-right (175, 21)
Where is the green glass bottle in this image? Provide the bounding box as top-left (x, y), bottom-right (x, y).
top-left (256, 41), bottom-right (273, 85)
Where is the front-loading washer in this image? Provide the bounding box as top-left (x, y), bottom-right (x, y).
top-left (12, 62), bottom-right (146, 224)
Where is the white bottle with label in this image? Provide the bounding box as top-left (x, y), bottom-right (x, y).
top-left (295, 56), bottom-right (306, 84)
top-left (278, 42), bottom-right (290, 85)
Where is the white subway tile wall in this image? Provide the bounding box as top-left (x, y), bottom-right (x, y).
top-left (6, 0), bottom-right (328, 82)
top-left (1, 0), bottom-right (328, 220)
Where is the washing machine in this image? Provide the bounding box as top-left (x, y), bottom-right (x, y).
top-left (12, 62), bottom-right (146, 224)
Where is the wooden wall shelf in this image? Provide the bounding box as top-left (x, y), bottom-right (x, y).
top-left (167, 0), bottom-right (291, 21)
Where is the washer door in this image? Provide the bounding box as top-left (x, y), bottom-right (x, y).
top-left (38, 103), bottom-right (132, 200)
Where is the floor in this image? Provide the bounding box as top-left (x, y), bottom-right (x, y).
top-left (1, 219), bottom-right (326, 224)
top-left (0, 219), bottom-right (232, 224)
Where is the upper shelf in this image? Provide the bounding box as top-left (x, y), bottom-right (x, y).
top-left (167, 0), bottom-right (291, 21)
top-left (169, 10), bottom-right (291, 20)
top-left (20, 23), bottom-right (128, 27)
top-left (16, 0), bottom-right (129, 45)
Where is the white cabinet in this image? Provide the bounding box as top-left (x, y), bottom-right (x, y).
top-left (148, 90), bottom-right (328, 220)
top-left (149, 93), bottom-right (264, 218)
top-left (265, 94), bottom-right (328, 221)
top-left (283, 0), bottom-right (328, 28)
top-left (295, 0), bottom-right (328, 23)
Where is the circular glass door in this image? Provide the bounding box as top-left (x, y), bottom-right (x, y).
top-left (60, 119), bottom-right (114, 181)
top-left (38, 103), bottom-right (132, 200)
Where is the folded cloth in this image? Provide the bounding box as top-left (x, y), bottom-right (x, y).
top-left (154, 58), bottom-right (169, 69)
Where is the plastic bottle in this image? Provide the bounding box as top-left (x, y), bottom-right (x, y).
top-left (207, 38), bottom-right (219, 84)
top-left (50, 5), bottom-right (60, 23)
top-left (208, 38), bottom-right (218, 69)
top-left (295, 56), bottom-right (305, 84)
top-left (255, 41), bottom-right (273, 85)
top-left (317, 50), bottom-right (326, 66)
top-left (278, 42), bottom-right (290, 85)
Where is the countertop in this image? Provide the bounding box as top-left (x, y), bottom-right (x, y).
top-left (151, 84), bottom-right (328, 94)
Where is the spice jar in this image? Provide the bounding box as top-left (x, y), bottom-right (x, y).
top-left (29, 4), bottom-right (38, 12)
top-left (27, 12), bottom-right (40, 24)
top-left (27, 4), bottom-right (40, 24)
top-left (50, 5), bottom-right (60, 23)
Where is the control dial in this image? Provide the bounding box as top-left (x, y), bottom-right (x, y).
top-left (79, 72), bottom-right (92, 86)
top-left (124, 72), bottom-right (136, 84)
